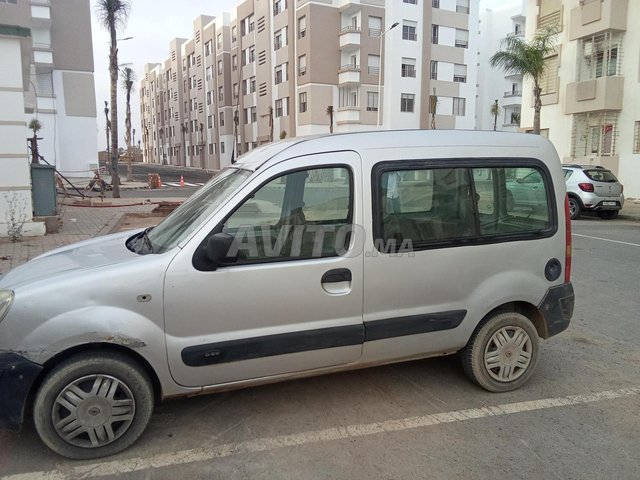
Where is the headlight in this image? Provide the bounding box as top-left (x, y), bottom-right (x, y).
top-left (0, 290), bottom-right (14, 323)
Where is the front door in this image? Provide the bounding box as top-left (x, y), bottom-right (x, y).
top-left (164, 152), bottom-right (364, 388)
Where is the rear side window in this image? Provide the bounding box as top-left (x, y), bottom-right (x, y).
top-left (584, 169), bottom-right (617, 182)
top-left (374, 161), bottom-right (555, 252)
top-left (563, 169), bottom-right (573, 180)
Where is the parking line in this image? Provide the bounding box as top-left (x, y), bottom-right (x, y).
top-left (3, 386), bottom-right (639, 480)
top-left (572, 233), bottom-right (640, 248)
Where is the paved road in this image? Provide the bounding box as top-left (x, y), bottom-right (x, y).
top-left (1, 218), bottom-right (639, 479)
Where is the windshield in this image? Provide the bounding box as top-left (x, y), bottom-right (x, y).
top-left (584, 169), bottom-right (618, 183)
top-left (142, 167), bottom-right (251, 254)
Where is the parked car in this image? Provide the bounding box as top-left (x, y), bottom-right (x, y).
top-left (563, 165), bottom-right (624, 219)
top-left (0, 131), bottom-right (575, 459)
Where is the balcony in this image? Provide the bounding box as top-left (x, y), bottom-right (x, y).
top-left (569, 0), bottom-right (628, 41)
top-left (336, 107), bottom-right (360, 125)
top-left (565, 76), bottom-right (624, 114)
top-left (339, 25), bottom-right (361, 50)
top-left (338, 64), bottom-right (360, 84)
top-left (504, 90), bottom-right (521, 98)
top-left (537, 9), bottom-right (561, 31)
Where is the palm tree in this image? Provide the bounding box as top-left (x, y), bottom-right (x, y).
top-left (28, 118), bottom-right (42, 164)
top-left (120, 66), bottom-right (137, 181)
top-left (489, 25), bottom-right (558, 135)
top-left (96, 0), bottom-right (131, 197)
top-left (326, 105), bottom-right (334, 133)
top-left (490, 100), bottom-right (500, 131)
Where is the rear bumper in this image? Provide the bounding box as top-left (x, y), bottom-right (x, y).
top-left (0, 353), bottom-right (42, 431)
top-left (538, 282), bottom-right (575, 338)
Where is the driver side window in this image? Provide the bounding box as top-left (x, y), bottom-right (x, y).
top-left (222, 167), bottom-right (352, 262)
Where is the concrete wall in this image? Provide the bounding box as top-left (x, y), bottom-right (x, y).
top-left (0, 36), bottom-right (45, 238)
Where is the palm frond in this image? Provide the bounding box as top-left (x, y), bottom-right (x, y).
top-left (119, 67), bottom-right (137, 91)
top-left (95, 0), bottom-right (132, 33)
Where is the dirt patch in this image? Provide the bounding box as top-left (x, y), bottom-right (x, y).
top-left (115, 213), bottom-right (164, 232)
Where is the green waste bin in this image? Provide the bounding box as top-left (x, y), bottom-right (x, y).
top-left (30, 163), bottom-right (57, 217)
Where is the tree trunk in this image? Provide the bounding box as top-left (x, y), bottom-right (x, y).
top-left (109, 27), bottom-right (120, 197)
top-left (533, 83), bottom-right (542, 135)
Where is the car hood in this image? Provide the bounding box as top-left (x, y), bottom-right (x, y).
top-left (0, 230), bottom-right (144, 289)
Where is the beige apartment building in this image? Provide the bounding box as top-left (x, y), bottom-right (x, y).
top-left (140, 0), bottom-right (478, 170)
top-left (520, 0), bottom-right (640, 197)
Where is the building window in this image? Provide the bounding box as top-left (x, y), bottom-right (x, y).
top-left (232, 26), bottom-right (237, 43)
top-left (218, 60), bottom-right (223, 75)
top-left (275, 64), bottom-right (287, 84)
top-left (571, 112), bottom-right (618, 157)
top-left (403, 0), bottom-right (417, 3)
top-left (401, 58), bottom-right (416, 78)
top-left (206, 91), bottom-right (212, 105)
top-left (453, 64), bottom-right (467, 83)
top-left (274, 31), bottom-right (282, 50)
top-left (634, 121), bottom-right (640, 154)
top-left (578, 32), bottom-right (622, 81)
top-left (251, 106), bottom-right (257, 123)
top-left (274, 0), bottom-right (286, 16)
top-left (232, 54), bottom-right (238, 71)
top-left (368, 16), bottom-right (382, 37)
top-left (339, 86), bottom-right (359, 108)
top-left (275, 98), bottom-right (288, 117)
top-left (217, 33), bottom-right (222, 49)
top-left (249, 46), bottom-right (255, 63)
top-left (368, 54), bottom-right (380, 75)
top-left (250, 77), bottom-right (256, 93)
top-left (432, 25), bottom-right (439, 44)
top-left (207, 115), bottom-right (213, 129)
top-left (456, 0), bottom-right (470, 14)
top-left (367, 91), bottom-right (379, 112)
top-left (455, 29), bottom-right (469, 48)
top-left (453, 97), bottom-right (466, 116)
top-left (275, 99), bottom-right (283, 117)
top-left (205, 40), bottom-right (212, 56)
top-left (298, 16), bottom-right (307, 38)
top-left (400, 93), bottom-right (415, 112)
top-left (298, 55), bottom-right (307, 76)
top-left (540, 54), bottom-right (559, 95)
top-left (221, 142), bottom-right (225, 154)
top-left (432, 0), bottom-right (440, 7)
top-left (402, 22), bottom-right (417, 41)
top-left (219, 112), bottom-right (225, 127)
top-left (218, 86), bottom-right (224, 102)
top-left (299, 92), bottom-right (307, 113)
top-left (430, 61), bottom-right (438, 80)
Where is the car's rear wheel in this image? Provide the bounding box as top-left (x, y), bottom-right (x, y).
top-left (568, 197), bottom-right (581, 220)
top-left (597, 210), bottom-right (618, 220)
top-left (462, 312), bottom-right (539, 392)
top-left (33, 351), bottom-right (154, 459)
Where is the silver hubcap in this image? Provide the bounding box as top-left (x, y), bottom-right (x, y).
top-left (569, 200), bottom-right (577, 216)
top-left (483, 327), bottom-right (532, 383)
top-left (53, 374), bottom-right (135, 449)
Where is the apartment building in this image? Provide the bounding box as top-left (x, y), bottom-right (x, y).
top-left (0, 0), bottom-right (98, 177)
top-left (520, 0), bottom-right (640, 197)
top-left (476, 1), bottom-right (526, 131)
top-left (140, 0), bottom-right (478, 170)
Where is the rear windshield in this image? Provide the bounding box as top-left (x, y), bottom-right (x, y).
top-left (584, 169), bottom-right (618, 183)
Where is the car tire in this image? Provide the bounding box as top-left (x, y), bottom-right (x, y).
top-left (33, 351), bottom-right (154, 459)
top-left (462, 312), bottom-right (539, 393)
top-left (568, 197), bottom-right (581, 220)
top-left (597, 210), bottom-right (618, 220)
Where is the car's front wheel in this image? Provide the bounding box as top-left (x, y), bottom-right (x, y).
top-left (462, 312), bottom-right (539, 392)
top-left (33, 351), bottom-right (154, 459)
top-left (568, 197), bottom-right (581, 220)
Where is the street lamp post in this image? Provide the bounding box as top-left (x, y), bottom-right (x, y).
top-left (377, 22), bottom-right (399, 127)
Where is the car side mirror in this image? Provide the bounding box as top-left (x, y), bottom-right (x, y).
top-left (205, 232), bottom-right (237, 266)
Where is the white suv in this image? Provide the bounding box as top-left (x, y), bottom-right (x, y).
top-left (563, 165), bottom-right (624, 220)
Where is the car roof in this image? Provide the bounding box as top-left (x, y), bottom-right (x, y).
top-left (563, 164), bottom-right (608, 170)
top-left (233, 130), bottom-right (556, 171)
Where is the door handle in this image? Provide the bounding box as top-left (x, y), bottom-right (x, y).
top-left (322, 268), bottom-right (352, 284)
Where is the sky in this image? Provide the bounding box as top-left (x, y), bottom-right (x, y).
top-left (90, 0), bottom-right (521, 150)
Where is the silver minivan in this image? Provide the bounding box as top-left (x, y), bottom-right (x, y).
top-left (0, 131), bottom-right (574, 459)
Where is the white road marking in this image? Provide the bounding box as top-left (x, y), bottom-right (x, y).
top-left (3, 386), bottom-right (639, 480)
top-left (572, 233), bottom-right (640, 248)
top-left (162, 182), bottom-right (203, 187)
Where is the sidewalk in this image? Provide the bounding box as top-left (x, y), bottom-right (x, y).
top-left (0, 196), bottom-right (182, 274)
top-left (619, 199), bottom-right (640, 222)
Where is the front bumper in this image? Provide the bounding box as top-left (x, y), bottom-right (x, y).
top-left (0, 353), bottom-right (43, 431)
top-left (538, 282), bottom-right (575, 338)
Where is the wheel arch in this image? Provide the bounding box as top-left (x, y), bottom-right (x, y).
top-left (567, 192), bottom-right (583, 208)
top-left (27, 343), bottom-right (163, 412)
top-left (472, 301), bottom-right (547, 342)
